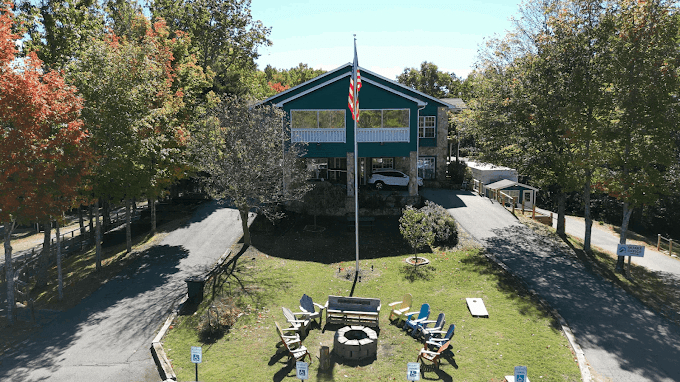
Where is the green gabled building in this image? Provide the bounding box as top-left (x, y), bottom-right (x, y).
top-left (257, 63), bottom-right (456, 196)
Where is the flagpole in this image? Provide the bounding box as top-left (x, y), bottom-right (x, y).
top-left (353, 36), bottom-right (360, 290)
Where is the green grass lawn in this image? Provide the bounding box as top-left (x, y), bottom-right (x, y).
top-left (162, 215), bottom-right (581, 382)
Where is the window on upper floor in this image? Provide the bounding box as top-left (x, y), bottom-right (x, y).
top-left (291, 110), bottom-right (345, 129)
top-left (419, 116), bottom-right (436, 138)
top-left (358, 109), bottom-right (409, 129)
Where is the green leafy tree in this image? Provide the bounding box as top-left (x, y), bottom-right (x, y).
top-left (150, 0), bottom-right (271, 95)
top-left (397, 61), bottom-right (465, 98)
top-left (598, 0), bottom-right (680, 271)
top-left (67, 15), bottom-right (188, 262)
top-left (399, 206), bottom-right (435, 266)
top-left (189, 96), bottom-right (311, 247)
top-left (19, 0), bottom-right (104, 69)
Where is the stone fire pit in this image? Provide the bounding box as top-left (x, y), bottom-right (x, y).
top-left (334, 326), bottom-right (378, 361)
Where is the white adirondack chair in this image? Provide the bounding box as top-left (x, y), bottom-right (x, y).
top-left (282, 306), bottom-right (311, 337)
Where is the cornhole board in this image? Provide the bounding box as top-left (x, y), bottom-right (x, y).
top-left (466, 298), bottom-right (489, 318)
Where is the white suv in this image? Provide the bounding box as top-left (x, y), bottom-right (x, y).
top-left (368, 169), bottom-right (423, 190)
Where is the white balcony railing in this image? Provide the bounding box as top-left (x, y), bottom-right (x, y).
top-left (357, 128), bottom-right (409, 142)
top-left (291, 128), bottom-right (346, 143)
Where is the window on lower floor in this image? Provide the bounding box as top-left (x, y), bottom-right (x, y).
top-left (419, 116), bottom-right (436, 138)
top-left (371, 158), bottom-right (394, 171)
top-left (418, 157), bottom-right (436, 180)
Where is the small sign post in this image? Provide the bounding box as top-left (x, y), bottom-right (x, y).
top-left (407, 362), bottom-right (420, 381)
top-left (514, 365), bottom-right (527, 382)
top-left (296, 361), bottom-right (309, 380)
top-left (618, 244), bottom-right (645, 279)
top-left (191, 346), bottom-right (202, 381)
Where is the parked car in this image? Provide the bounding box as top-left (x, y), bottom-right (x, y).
top-left (368, 169), bottom-right (423, 190)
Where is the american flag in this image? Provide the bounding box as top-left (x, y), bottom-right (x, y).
top-left (348, 40), bottom-right (361, 122)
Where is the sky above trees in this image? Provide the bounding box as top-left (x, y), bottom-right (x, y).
top-left (250, 0), bottom-right (523, 80)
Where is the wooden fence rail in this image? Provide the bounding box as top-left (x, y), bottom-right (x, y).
top-left (658, 234), bottom-right (675, 256)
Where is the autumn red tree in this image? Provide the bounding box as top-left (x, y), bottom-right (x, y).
top-left (1, 0), bottom-right (91, 323)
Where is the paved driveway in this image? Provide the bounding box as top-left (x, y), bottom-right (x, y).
top-left (422, 189), bottom-right (680, 382)
top-left (536, 208), bottom-right (680, 279)
top-left (0, 202), bottom-right (249, 382)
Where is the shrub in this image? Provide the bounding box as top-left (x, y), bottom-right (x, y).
top-left (447, 160), bottom-right (473, 185)
top-left (196, 295), bottom-right (243, 343)
top-left (421, 201), bottom-right (459, 247)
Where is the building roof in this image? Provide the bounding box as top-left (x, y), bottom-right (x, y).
top-left (440, 98), bottom-right (467, 111)
top-left (256, 63), bottom-right (454, 109)
top-left (485, 179), bottom-right (539, 191)
top-left (463, 159), bottom-right (516, 172)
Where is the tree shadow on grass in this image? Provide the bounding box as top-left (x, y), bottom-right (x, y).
top-left (250, 212), bottom-right (413, 264)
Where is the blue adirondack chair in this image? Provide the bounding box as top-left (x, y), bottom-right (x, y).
top-left (417, 312), bottom-right (445, 340)
top-left (403, 303), bottom-right (430, 335)
top-left (426, 324), bottom-right (455, 351)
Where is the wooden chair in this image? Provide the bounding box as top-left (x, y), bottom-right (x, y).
top-left (426, 324), bottom-right (455, 351)
top-left (417, 340), bottom-right (450, 370)
top-left (281, 330), bottom-right (312, 364)
top-left (403, 303), bottom-right (430, 334)
top-left (282, 306), bottom-right (311, 337)
top-left (275, 321), bottom-right (301, 350)
top-left (299, 294), bottom-right (326, 325)
top-left (416, 312), bottom-right (445, 339)
top-left (387, 293), bottom-right (412, 324)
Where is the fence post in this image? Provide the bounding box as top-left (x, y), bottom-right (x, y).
top-left (521, 200), bottom-right (525, 215)
top-left (532, 205), bottom-right (536, 219)
top-left (670, 240), bottom-right (674, 256)
top-left (658, 234), bottom-right (662, 251)
top-left (512, 198), bottom-right (515, 214)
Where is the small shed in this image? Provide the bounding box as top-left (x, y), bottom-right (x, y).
top-left (464, 160), bottom-right (518, 185)
top-left (484, 179), bottom-right (538, 208)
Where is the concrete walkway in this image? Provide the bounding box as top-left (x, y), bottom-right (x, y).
top-left (0, 202), bottom-right (250, 382)
top-left (536, 207), bottom-right (680, 279)
top-left (422, 189), bottom-right (680, 382)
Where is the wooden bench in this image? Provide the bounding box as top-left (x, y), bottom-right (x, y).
top-left (325, 295), bottom-right (381, 327)
top-left (346, 216), bottom-right (375, 230)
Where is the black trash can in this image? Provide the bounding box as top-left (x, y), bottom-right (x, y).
top-left (185, 275), bottom-right (206, 305)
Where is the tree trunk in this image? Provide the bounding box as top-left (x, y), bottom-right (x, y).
top-left (78, 205), bottom-right (85, 236)
top-left (95, 199), bottom-right (102, 272)
top-left (4, 220), bottom-right (15, 325)
top-left (88, 204), bottom-right (94, 242)
top-left (35, 219), bottom-right (51, 288)
top-left (125, 198), bottom-right (132, 254)
top-left (556, 191), bottom-right (566, 237)
top-left (150, 196), bottom-right (156, 233)
top-left (56, 222), bottom-right (63, 301)
top-left (103, 199), bottom-right (111, 232)
top-left (583, 168), bottom-right (593, 253)
top-left (616, 202), bottom-right (634, 272)
top-left (239, 207), bottom-right (251, 247)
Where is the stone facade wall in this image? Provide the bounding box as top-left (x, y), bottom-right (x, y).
top-left (418, 106), bottom-right (449, 181)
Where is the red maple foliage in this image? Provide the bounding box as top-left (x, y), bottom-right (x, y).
top-left (268, 81), bottom-right (290, 93)
top-left (0, 0), bottom-right (92, 224)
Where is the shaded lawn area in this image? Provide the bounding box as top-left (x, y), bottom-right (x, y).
top-left (163, 213), bottom-right (581, 382)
